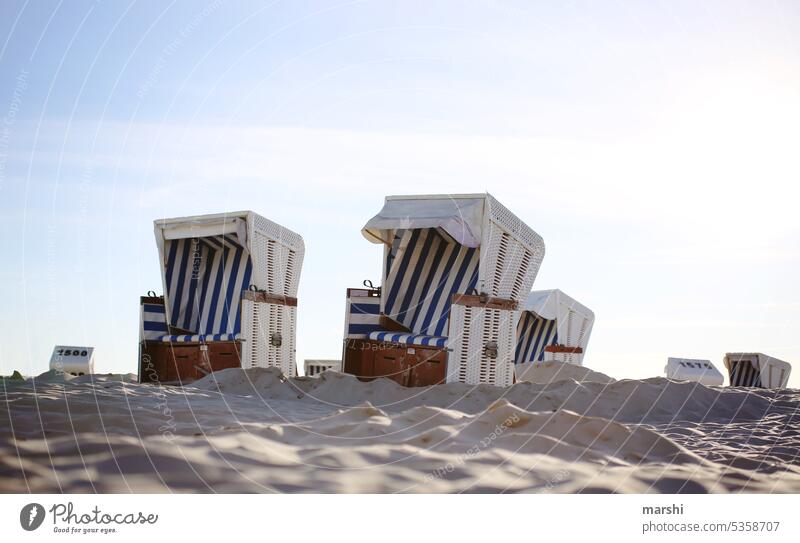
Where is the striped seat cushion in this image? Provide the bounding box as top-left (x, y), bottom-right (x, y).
top-left (383, 228), bottom-right (479, 337)
top-left (515, 312), bottom-right (558, 364)
top-left (161, 333), bottom-right (242, 343)
top-left (368, 330), bottom-right (447, 348)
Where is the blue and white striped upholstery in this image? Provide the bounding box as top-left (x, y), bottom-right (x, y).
top-left (728, 360), bottom-right (763, 387)
top-left (161, 333), bottom-right (242, 343)
top-left (141, 303), bottom-right (168, 341)
top-left (346, 293), bottom-right (381, 338)
top-left (383, 228), bottom-right (479, 337)
top-left (162, 234), bottom-right (252, 342)
top-left (515, 312), bottom-right (559, 364)
top-left (368, 331), bottom-right (447, 348)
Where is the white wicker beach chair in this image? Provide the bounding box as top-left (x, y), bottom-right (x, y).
top-left (342, 193), bottom-right (545, 387)
top-left (138, 211), bottom-right (304, 383)
top-left (514, 289), bottom-right (594, 369)
top-left (723, 353), bottom-right (791, 388)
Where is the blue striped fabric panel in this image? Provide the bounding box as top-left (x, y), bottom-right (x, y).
top-left (383, 228), bottom-right (479, 337)
top-left (141, 303), bottom-right (168, 341)
top-left (196, 235), bottom-right (253, 335)
top-left (515, 312), bottom-right (559, 364)
top-left (347, 295), bottom-right (381, 338)
top-left (164, 235), bottom-right (253, 338)
top-left (367, 331), bottom-right (447, 348)
top-left (728, 360), bottom-right (763, 387)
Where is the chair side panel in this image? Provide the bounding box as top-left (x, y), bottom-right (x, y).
top-left (480, 196), bottom-right (545, 301)
top-left (241, 298), bottom-right (297, 377)
top-left (343, 289), bottom-right (382, 340)
top-left (248, 214), bottom-right (304, 297)
top-left (447, 303), bottom-right (517, 386)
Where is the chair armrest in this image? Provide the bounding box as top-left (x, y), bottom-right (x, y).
top-left (451, 294), bottom-right (518, 311)
top-left (242, 290), bottom-right (298, 307)
top-left (379, 314), bottom-right (412, 333)
top-left (545, 345), bottom-right (583, 354)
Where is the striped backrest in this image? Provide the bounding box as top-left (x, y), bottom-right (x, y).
top-left (345, 290), bottom-right (381, 338)
top-left (140, 302), bottom-right (167, 341)
top-left (383, 228), bottom-right (479, 337)
top-left (728, 359), bottom-right (763, 387)
top-left (164, 235), bottom-right (253, 336)
top-left (515, 312), bottom-right (559, 364)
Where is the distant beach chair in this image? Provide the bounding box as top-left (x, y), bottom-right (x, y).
top-left (664, 357), bottom-right (724, 386)
top-left (48, 346), bottom-right (96, 377)
top-left (342, 193), bottom-right (545, 387)
top-left (723, 353), bottom-right (792, 388)
top-left (138, 211), bottom-right (304, 384)
top-left (514, 289), bottom-right (594, 370)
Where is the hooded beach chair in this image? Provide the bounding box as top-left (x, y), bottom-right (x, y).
top-left (342, 193), bottom-right (545, 387)
top-left (514, 289), bottom-right (594, 371)
top-left (664, 357), bottom-right (724, 386)
top-left (723, 353), bottom-right (792, 388)
top-left (138, 211), bottom-right (304, 383)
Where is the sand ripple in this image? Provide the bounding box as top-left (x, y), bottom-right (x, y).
top-left (1, 366), bottom-right (798, 493)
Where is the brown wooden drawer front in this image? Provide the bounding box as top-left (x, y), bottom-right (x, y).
top-left (406, 347), bottom-right (447, 387)
top-left (205, 343), bottom-right (242, 373)
top-left (172, 346), bottom-right (202, 382)
top-left (139, 341), bottom-right (242, 384)
top-left (373, 348), bottom-right (412, 385)
top-left (343, 340), bottom-right (447, 387)
top-left (139, 342), bottom-right (172, 383)
top-left (343, 339), bottom-right (368, 376)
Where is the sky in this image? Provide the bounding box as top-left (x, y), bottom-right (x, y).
top-left (0, 0), bottom-right (798, 386)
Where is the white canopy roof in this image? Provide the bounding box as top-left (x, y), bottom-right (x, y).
top-left (154, 211), bottom-right (249, 248)
top-left (523, 289), bottom-right (594, 321)
top-left (362, 194), bottom-right (486, 248)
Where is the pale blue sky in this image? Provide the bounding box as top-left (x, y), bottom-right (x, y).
top-left (0, 0), bottom-right (798, 385)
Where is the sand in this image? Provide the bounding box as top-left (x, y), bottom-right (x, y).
top-left (1, 364), bottom-right (799, 493)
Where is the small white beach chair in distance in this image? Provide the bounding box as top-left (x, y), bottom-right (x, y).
top-left (342, 193), bottom-right (545, 387)
top-left (664, 357), bottom-right (724, 386)
top-left (49, 346), bottom-right (96, 376)
top-left (723, 353), bottom-right (792, 388)
top-left (138, 211), bottom-right (304, 383)
top-left (514, 289), bottom-right (594, 372)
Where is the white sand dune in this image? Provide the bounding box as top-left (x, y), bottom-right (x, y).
top-left (1, 364), bottom-right (799, 493)
top-left (514, 360), bottom-right (615, 384)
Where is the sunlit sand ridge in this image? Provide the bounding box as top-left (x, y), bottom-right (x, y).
top-left (1, 363), bottom-right (798, 493)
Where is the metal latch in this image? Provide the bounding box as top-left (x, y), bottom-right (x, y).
top-left (363, 279), bottom-right (382, 297)
top-left (484, 341), bottom-right (498, 359)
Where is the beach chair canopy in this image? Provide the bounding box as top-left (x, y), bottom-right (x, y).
top-left (359, 194), bottom-right (545, 346)
top-left (515, 289), bottom-right (594, 365)
top-left (724, 353), bottom-right (791, 388)
top-left (152, 211), bottom-right (304, 342)
top-left (362, 195), bottom-right (486, 247)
